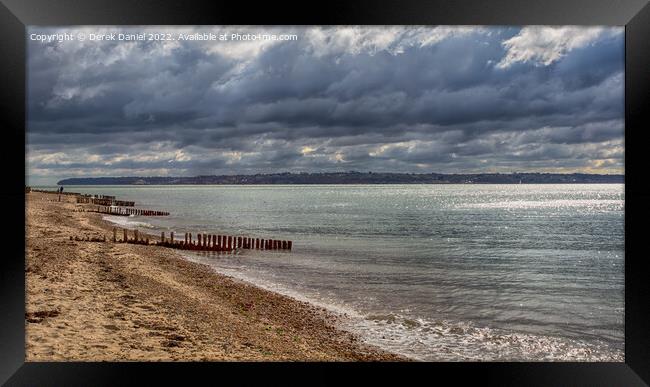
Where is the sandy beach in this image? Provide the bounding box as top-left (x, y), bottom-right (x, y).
top-left (25, 191), bottom-right (406, 361)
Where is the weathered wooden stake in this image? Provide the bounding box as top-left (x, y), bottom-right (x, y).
top-left (161, 232), bottom-right (165, 244)
top-left (170, 232), bottom-right (174, 244)
top-left (113, 227), bottom-right (117, 242)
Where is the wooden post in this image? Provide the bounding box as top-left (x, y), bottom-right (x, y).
top-left (189, 233), bottom-right (192, 247)
top-left (198, 234), bottom-right (202, 248)
top-left (113, 227), bottom-right (117, 242)
top-left (282, 240), bottom-right (287, 249)
top-left (288, 241), bottom-right (292, 250)
top-left (227, 236), bottom-right (232, 250)
top-left (161, 232), bottom-right (165, 244)
top-left (123, 228), bottom-right (127, 242)
top-left (170, 232), bottom-right (174, 245)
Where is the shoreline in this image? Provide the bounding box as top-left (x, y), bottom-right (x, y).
top-left (25, 191), bottom-right (408, 361)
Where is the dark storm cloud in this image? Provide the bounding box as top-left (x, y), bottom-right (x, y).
top-left (26, 26), bottom-right (624, 184)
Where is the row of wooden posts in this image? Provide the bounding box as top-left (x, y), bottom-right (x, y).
top-left (70, 235), bottom-right (106, 242)
top-left (78, 193), bottom-right (116, 200)
top-left (113, 228), bottom-right (292, 252)
top-left (29, 188), bottom-right (80, 196)
top-left (26, 187), bottom-right (116, 201)
top-left (88, 205), bottom-right (169, 216)
top-left (76, 197), bottom-right (135, 207)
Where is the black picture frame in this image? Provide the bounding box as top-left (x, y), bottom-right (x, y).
top-left (2, 0), bottom-right (649, 385)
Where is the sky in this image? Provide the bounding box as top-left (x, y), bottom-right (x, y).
top-left (26, 26), bottom-right (624, 185)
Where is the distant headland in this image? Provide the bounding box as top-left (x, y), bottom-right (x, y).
top-left (57, 172), bottom-right (624, 185)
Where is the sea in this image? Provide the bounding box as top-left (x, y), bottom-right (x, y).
top-left (40, 184), bottom-right (624, 361)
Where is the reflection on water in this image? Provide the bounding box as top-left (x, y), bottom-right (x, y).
top-left (54, 184), bottom-right (624, 361)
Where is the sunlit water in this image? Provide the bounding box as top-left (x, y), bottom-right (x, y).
top-left (46, 184), bottom-right (624, 361)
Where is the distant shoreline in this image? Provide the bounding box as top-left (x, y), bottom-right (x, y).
top-left (56, 172), bottom-right (624, 186)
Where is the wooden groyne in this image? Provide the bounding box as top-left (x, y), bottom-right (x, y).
top-left (78, 193), bottom-right (116, 200)
top-left (34, 188), bottom-right (295, 253)
top-left (29, 188), bottom-right (80, 196)
top-left (76, 205), bottom-right (170, 216)
top-left (76, 197), bottom-right (135, 207)
top-left (70, 235), bottom-right (106, 242)
top-left (112, 228), bottom-right (292, 252)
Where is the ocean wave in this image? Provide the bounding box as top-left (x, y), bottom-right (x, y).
top-left (342, 313), bottom-right (623, 362)
top-left (102, 215), bottom-right (155, 229)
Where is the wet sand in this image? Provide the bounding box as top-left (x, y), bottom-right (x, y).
top-left (25, 191), bottom-right (406, 361)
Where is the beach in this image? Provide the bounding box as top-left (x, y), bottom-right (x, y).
top-left (25, 191), bottom-right (406, 361)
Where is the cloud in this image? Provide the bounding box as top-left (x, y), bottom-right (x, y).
top-left (496, 26), bottom-right (621, 68)
top-left (26, 26), bottom-right (624, 185)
